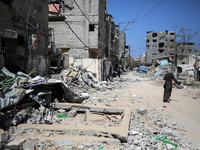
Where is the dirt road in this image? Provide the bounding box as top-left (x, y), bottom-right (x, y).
top-left (120, 71), bottom-right (200, 144)
top-left (10, 71), bottom-right (200, 149)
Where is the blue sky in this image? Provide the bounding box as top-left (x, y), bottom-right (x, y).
top-left (107, 0), bottom-right (200, 56)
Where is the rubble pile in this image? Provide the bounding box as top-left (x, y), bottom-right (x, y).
top-left (0, 67), bottom-right (87, 130)
top-left (126, 107), bottom-right (198, 150)
top-left (1, 66), bottom-right (200, 149)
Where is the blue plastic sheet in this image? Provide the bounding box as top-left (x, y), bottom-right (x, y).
top-left (139, 66), bottom-right (148, 74)
top-left (160, 60), bottom-right (168, 66)
top-left (154, 70), bottom-right (163, 76)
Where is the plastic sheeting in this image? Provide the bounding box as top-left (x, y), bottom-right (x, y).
top-left (160, 60), bottom-right (169, 66)
top-left (139, 66), bottom-right (148, 74)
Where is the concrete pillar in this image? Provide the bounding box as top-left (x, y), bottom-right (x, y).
top-left (63, 55), bottom-right (69, 69)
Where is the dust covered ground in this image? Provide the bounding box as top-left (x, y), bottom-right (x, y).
top-left (1, 71), bottom-right (200, 150)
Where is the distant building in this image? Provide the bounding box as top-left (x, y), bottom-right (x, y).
top-left (146, 30), bottom-right (196, 65)
top-left (146, 30), bottom-right (176, 65)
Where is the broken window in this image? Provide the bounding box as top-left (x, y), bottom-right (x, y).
top-left (17, 35), bottom-right (25, 45)
top-left (153, 39), bottom-right (157, 42)
top-left (147, 39), bottom-right (149, 42)
top-left (89, 24), bottom-right (95, 31)
top-left (152, 33), bottom-right (158, 38)
top-left (146, 45), bottom-right (149, 49)
top-left (170, 39), bottom-right (174, 42)
top-left (170, 33), bottom-right (175, 35)
top-left (159, 49), bottom-right (164, 53)
top-left (152, 46), bottom-right (157, 49)
top-left (159, 43), bottom-right (164, 48)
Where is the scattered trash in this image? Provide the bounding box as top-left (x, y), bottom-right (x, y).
top-left (57, 113), bottom-right (67, 117)
top-left (98, 146), bottom-right (104, 150)
top-left (154, 134), bottom-right (178, 147)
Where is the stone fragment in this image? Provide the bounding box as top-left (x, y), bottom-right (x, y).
top-left (68, 110), bottom-right (77, 117)
top-left (52, 140), bottom-right (75, 146)
top-left (137, 107), bottom-right (147, 115)
top-left (57, 109), bottom-right (66, 113)
top-left (6, 139), bottom-right (26, 150)
top-left (0, 133), bottom-right (9, 143)
top-left (23, 141), bottom-right (35, 150)
top-left (166, 143), bottom-right (176, 150)
top-left (62, 146), bottom-right (75, 150)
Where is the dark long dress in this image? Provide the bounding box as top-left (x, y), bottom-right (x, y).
top-left (163, 73), bottom-right (179, 102)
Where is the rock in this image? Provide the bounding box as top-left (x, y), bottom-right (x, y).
top-left (68, 110), bottom-right (77, 118)
top-left (52, 139), bottom-right (75, 146)
top-left (58, 109), bottom-right (66, 113)
top-left (137, 107), bottom-right (147, 115)
top-left (0, 133), bottom-right (9, 143)
top-left (6, 139), bottom-right (26, 150)
top-left (166, 143), bottom-right (176, 150)
top-left (23, 141), bottom-right (35, 150)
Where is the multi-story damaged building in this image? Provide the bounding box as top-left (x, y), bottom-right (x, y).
top-left (146, 30), bottom-right (196, 65)
top-left (146, 30), bottom-right (176, 65)
top-left (48, 0), bottom-right (107, 59)
top-left (0, 0), bottom-right (49, 73)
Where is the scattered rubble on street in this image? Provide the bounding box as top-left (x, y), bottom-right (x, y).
top-left (1, 64), bottom-right (200, 149)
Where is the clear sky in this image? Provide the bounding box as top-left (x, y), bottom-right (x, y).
top-left (107, 0), bottom-right (200, 56)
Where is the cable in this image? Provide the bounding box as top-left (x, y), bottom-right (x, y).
top-left (138, 0), bottom-right (162, 19)
top-left (134, 0), bottom-right (146, 21)
top-left (129, 0), bottom-right (146, 38)
top-left (50, 0), bottom-right (89, 48)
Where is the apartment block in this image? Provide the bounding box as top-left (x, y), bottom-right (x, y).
top-left (48, 0), bottom-right (107, 59)
top-left (146, 30), bottom-right (176, 65)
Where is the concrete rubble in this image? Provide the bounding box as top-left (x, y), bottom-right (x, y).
top-left (0, 65), bottom-right (200, 149)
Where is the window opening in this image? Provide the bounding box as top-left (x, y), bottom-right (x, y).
top-left (159, 43), bottom-right (164, 48)
top-left (152, 33), bottom-right (158, 38)
top-left (89, 24), bottom-right (95, 31)
top-left (153, 39), bottom-right (157, 42)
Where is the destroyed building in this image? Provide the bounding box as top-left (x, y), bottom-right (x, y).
top-left (0, 0), bottom-right (49, 73)
top-left (48, 0), bottom-right (128, 80)
top-left (146, 31), bottom-right (197, 66)
top-left (146, 30), bottom-right (176, 65)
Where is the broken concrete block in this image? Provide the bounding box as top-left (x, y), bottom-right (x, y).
top-left (23, 141), bottom-right (34, 150)
top-left (6, 139), bottom-right (26, 150)
top-left (90, 107), bottom-right (104, 113)
top-left (52, 140), bottom-right (75, 146)
top-left (166, 143), bottom-right (176, 150)
top-left (62, 146), bottom-right (75, 150)
top-left (57, 109), bottom-right (66, 113)
top-left (137, 107), bottom-right (147, 115)
top-left (82, 130), bottom-right (96, 136)
top-left (50, 103), bottom-right (72, 110)
top-left (68, 110), bottom-right (77, 117)
top-left (0, 133), bottom-right (9, 143)
top-left (104, 108), bottom-right (124, 114)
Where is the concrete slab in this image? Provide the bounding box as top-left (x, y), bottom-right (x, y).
top-left (18, 103), bottom-right (131, 143)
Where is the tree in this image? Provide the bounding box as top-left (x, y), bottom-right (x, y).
top-left (172, 26), bottom-right (198, 77)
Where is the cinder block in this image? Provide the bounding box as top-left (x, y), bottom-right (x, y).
top-left (6, 139), bottom-right (26, 150)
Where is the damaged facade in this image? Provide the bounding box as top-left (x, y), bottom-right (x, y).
top-left (48, 0), bottom-right (128, 80)
top-left (146, 30), bottom-right (176, 65)
top-left (0, 0), bottom-right (49, 74)
top-left (146, 31), bottom-right (197, 66)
